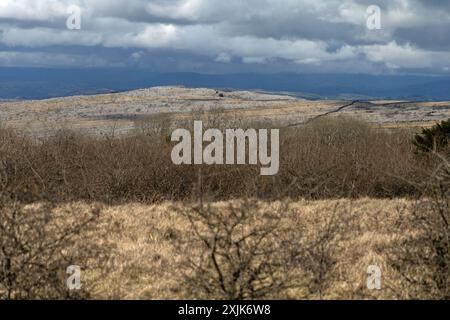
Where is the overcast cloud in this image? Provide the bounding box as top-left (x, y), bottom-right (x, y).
top-left (0, 0), bottom-right (450, 74)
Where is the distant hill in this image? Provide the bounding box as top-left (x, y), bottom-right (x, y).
top-left (1, 68), bottom-right (450, 101)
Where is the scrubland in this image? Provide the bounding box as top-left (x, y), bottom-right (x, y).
top-left (0, 114), bottom-right (448, 300)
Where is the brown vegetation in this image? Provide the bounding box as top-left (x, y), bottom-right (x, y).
top-left (0, 116), bottom-right (438, 203)
top-left (0, 115), bottom-right (449, 300)
top-left (2, 197), bottom-right (447, 299)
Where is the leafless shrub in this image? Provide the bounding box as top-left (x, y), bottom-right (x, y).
top-left (133, 113), bottom-right (174, 138)
top-left (0, 166), bottom-right (113, 299)
top-left (0, 203), bottom-right (112, 299)
top-left (173, 198), bottom-right (352, 300)
top-left (0, 116), bottom-right (429, 203)
top-left (174, 199), bottom-right (300, 299)
top-left (301, 205), bottom-right (355, 299)
top-left (281, 116), bottom-right (420, 198)
top-left (388, 151), bottom-right (450, 299)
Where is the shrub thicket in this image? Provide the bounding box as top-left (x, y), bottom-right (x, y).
top-left (413, 118), bottom-right (450, 153)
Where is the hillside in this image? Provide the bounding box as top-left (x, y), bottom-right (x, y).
top-left (1, 86), bottom-right (450, 137)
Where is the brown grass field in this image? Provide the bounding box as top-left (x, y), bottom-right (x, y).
top-left (10, 196), bottom-right (447, 300)
top-left (33, 198), bottom-right (424, 299)
top-left (0, 88), bottom-right (449, 300)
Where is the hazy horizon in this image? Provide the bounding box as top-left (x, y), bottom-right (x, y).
top-left (2, 67), bottom-right (450, 101)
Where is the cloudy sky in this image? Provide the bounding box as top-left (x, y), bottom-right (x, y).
top-left (1, 0), bottom-right (450, 74)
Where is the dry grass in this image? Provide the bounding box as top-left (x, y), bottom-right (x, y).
top-left (14, 197), bottom-right (432, 300)
top-left (1, 114), bottom-right (448, 300)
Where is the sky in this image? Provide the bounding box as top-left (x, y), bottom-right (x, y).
top-left (0, 0), bottom-right (450, 74)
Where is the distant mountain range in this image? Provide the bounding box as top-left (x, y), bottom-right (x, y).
top-left (1, 67), bottom-right (450, 101)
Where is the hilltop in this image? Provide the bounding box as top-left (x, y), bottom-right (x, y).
top-left (1, 86), bottom-right (450, 136)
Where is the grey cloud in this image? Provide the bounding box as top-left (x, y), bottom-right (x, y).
top-left (0, 0), bottom-right (449, 74)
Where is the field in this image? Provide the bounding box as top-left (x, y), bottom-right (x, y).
top-left (14, 198), bottom-right (428, 299)
top-left (0, 87), bottom-right (449, 300)
top-left (2, 87), bottom-right (450, 137)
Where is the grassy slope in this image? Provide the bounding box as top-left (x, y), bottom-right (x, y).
top-left (37, 198), bottom-right (415, 299)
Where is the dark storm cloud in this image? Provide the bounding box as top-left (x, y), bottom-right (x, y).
top-left (0, 0), bottom-right (449, 73)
